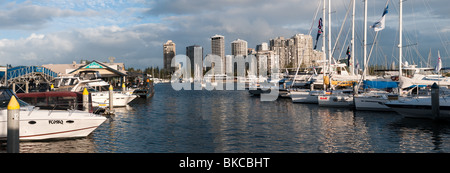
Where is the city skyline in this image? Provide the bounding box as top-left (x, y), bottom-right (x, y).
top-left (0, 0), bottom-right (448, 70)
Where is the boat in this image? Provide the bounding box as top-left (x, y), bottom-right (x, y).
top-left (133, 79), bottom-right (155, 99)
top-left (385, 95), bottom-right (450, 119)
top-left (290, 89), bottom-right (322, 104)
top-left (354, 91), bottom-right (396, 111)
top-left (318, 90), bottom-right (354, 107)
top-left (16, 91), bottom-right (93, 112)
top-left (398, 64), bottom-right (450, 89)
top-left (354, 80), bottom-right (399, 111)
top-left (53, 71), bottom-right (138, 107)
top-left (0, 87), bottom-right (106, 140)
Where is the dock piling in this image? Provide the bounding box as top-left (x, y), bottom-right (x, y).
top-left (7, 96), bottom-right (20, 153)
top-left (431, 83), bottom-right (440, 120)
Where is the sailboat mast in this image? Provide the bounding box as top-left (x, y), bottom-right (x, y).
top-left (351, 0), bottom-right (355, 75)
top-left (399, 0), bottom-right (403, 77)
top-left (328, 0), bottom-right (332, 72)
top-left (363, 0), bottom-right (368, 80)
top-left (322, 0), bottom-right (326, 89)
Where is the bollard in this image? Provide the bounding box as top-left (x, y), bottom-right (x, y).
top-left (109, 85), bottom-right (114, 111)
top-left (25, 82), bottom-right (29, 93)
top-left (83, 88), bottom-right (89, 111)
top-left (7, 96), bottom-right (20, 153)
top-left (431, 83), bottom-right (440, 120)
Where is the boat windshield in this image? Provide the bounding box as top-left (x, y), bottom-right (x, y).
top-left (0, 88), bottom-right (30, 108)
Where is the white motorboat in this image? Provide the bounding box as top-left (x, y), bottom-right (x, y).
top-left (91, 90), bottom-right (137, 107)
top-left (384, 96), bottom-right (450, 119)
top-left (0, 88), bottom-right (106, 141)
top-left (398, 64), bottom-right (450, 89)
top-left (53, 71), bottom-right (137, 107)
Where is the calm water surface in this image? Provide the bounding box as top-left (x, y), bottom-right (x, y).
top-left (5, 83), bottom-right (450, 153)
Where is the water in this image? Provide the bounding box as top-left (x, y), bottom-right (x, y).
top-left (4, 83), bottom-right (450, 153)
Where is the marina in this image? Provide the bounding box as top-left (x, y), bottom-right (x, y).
top-left (2, 83), bottom-right (450, 153)
top-left (0, 0), bottom-right (449, 156)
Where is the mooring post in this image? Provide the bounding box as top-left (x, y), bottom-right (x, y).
top-left (7, 96), bottom-right (20, 153)
top-left (109, 85), bottom-right (114, 112)
top-left (431, 83), bottom-right (440, 120)
top-left (83, 88), bottom-right (89, 111)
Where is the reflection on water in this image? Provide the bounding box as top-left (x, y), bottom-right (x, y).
top-left (2, 83), bottom-right (450, 153)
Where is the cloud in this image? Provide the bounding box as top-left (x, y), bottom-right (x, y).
top-left (0, 24), bottom-right (168, 68)
top-left (0, 1), bottom-right (98, 30)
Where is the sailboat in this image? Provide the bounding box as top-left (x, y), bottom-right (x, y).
top-left (316, 0), bottom-right (359, 108)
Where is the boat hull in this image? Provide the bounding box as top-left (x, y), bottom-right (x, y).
top-left (385, 96), bottom-right (450, 119)
top-left (385, 103), bottom-right (450, 119)
top-left (91, 92), bottom-right (137, 107)
top-left (354, 96), bottom-right (392, 111)
top-left (318, 95), bottom-right (354, 107)
top-left (290, 90), bottom-right (320, 104)
top-left (0, 108), bottom-right (106, 141)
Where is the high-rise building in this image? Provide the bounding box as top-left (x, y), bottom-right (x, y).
top-left (269, 34), bottom-right (323, 70)
top-left (186, 45), bottom-right (203, 79)
top-left (163, 40), bottom-right (176, 73)
top-left (270, 37), bottom-right (287, 68)
top-left (211, 35), bottom-right (225, 73)
top-left (231, 39), bottom-right (248, 56)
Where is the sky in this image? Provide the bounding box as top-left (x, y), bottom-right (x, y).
top-left (0, 0), bottom-right (449, 69)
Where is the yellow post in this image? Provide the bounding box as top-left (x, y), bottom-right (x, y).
top-left (7, 96), bottom-right (20, 153)
top-left (83, 88), bottom-right (89, 111)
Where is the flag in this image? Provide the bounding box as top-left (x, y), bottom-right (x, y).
top-left (346, 46), bottom-right (351, 66)
top-left (314, 18), bottom-right (323, 50)
top-left (435, 50), bottom-right (442, 73)
top-left (371, 5), bottom-right (389, 32)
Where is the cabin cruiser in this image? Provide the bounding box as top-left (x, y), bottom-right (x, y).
top-left (398, 64), bottom-right (450, 89)
top-left (0, 87), bottom-right (106, 140)
top-left (52, 71), bottom-right (137, 107)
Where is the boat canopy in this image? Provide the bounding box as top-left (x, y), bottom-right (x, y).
top-left (363, 80), bottom-right (398, 89)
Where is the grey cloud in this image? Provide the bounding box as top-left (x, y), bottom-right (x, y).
top-left (0, 3), bottom-right (98, 30)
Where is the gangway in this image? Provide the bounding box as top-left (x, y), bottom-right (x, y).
top-left (0, 66), bottom-right (58, 93)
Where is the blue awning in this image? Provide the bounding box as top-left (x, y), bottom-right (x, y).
top-left (363, 80), bottom-right (398, 89)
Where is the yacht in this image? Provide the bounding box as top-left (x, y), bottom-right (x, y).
top-left (398, 64), bottom-right (450, 89)
top-left (0, 87), bottom-right (106, 140)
